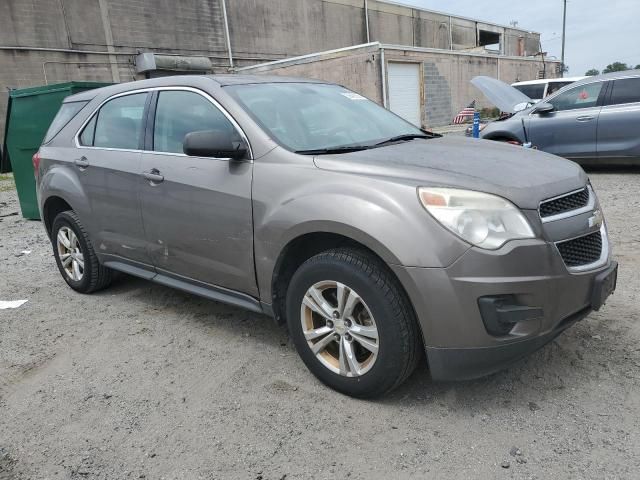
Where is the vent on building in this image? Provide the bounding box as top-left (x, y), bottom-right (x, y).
top-left (135, 53), bottom-right (212, 76)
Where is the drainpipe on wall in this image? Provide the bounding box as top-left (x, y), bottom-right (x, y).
top-left (221, 0), bottom-right (234, 69)
top-left (364, 0), bottom-right (371, 43)
top-left (380, 46), bottom-right (388, 108)
top-left (449, 16), bottom-right (453, 50)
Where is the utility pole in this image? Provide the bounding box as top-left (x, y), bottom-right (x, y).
top-left (561, 0), bottom-right (567, 77)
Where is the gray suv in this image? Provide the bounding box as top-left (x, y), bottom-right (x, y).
top-left (35, 76), bottom-right (617, 398)
top-left (475, 70), bottom-right (640, 164)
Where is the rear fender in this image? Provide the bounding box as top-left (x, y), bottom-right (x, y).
top-left (39, 162), bottom-right (92, 235)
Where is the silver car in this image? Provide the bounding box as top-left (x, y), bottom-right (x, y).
top-left (474, 70), bottom-right (640, 164)
top-left (35, 75), bottom-right (617, 398)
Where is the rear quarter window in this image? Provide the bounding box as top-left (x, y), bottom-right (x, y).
top-left (43, 101), bottom-right (88, 143)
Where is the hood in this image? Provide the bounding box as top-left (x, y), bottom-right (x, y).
top-left (471, 76), bottom-right (532, 114)
top-left (313, 136), bottom-right (588, 210)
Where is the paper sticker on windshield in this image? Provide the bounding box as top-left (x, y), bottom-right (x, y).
top-left (341, 92), bottom-right (367, 101)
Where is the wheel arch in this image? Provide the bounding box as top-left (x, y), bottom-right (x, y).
top-left (483, 130), bottom-right (524, 143)
top-left (39, 164), bottom-right (92, 238)
top-left (269, 228), bottom-right (422, 345)
top-left (42, 195), bottom-right (74, 237)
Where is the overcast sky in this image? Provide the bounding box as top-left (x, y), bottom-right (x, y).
top-left (394, 0), bottom-right (639, 75)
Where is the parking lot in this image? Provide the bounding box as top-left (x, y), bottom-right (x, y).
top-left (1, 167), bottom-right (639, 479)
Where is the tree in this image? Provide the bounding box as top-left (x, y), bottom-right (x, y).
top-left (635, 65), bottom-right (640, 70)
top-left (603, 62), bottom-right (630, 73)
top-left (585, 68), bottom-right (600, 76)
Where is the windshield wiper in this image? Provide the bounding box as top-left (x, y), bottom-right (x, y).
top-left (374, 133), bottom-right (432, 147)
top-left (295, 133), bottom-right (437, 155)
top-left (295, 145), bottom-right (371, 155)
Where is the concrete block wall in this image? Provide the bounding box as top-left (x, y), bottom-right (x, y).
top-left (0, 0), bottom-right (229, 144)
top-left (385, 49), bottom-right (554, 127)
top-left (0, 49), bottom-right (136, 141)
top-left (422, 61), bottom-right (453, 128)
top-left (105, 0), bottom-right (226, 54)
top-left (412, 10), bottom-right (451, 51)
top-left (0, 0), bottom-right (545, 143)
top-left (241, 47), bottom-right (559, 128)
top-left (241, 48), bottom-right (382, 103)
top-left (227, 0), bottom-right (366, 59)
top-left (0, 0), bottom-right (71, 49)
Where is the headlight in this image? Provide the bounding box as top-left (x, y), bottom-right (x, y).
top-left (418, 187), bottom-right (535, 249)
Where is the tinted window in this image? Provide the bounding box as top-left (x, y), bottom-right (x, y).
top-left (549, 82), bottom-right (604, 111)
top-left (609, 78), bottom-right (640, 105)
top-left (79, 115), bottom-right (97, 146)
top-left (44, 101), bottom-right (87, 143)
top-left (227, 83), bottom-right (422, 152)
top-left (153, 91), bottom-right (237, 154)
top-left (92, 93), bottom-right (147, 149)
top-left (546, 81), bottom-right (573, 96)
top-left (513, 84), bottom-right (546, 99)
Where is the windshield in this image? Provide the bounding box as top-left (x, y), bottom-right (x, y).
top-left (226, 83), bottom-right (424, 152)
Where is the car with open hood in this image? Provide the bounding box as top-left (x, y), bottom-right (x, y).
top-left (472, 71), bottom-right (640, 164)
top-left (511, 77), bottom-right (585, 102)
top-left (34, 75), bottom-right (617, 398)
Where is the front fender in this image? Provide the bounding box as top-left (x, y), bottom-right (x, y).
top-left (481, 117), bottom-right (526, 143)
top-left (252, 155), bottom-right (470, 303)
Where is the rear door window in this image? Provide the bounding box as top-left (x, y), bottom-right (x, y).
top-left (549, 82), bottom-right (604, 111)
top-left (81, 93), bottom-right (148, 149)
top-left (153, 90), bottom-right (237, 154)
top-left (43, 101), bottom-right (87, 143)
top-left (608, 78), bottom-right (640, 105)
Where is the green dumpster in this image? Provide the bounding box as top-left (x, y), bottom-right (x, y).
top-left (2, 82), bottom-right (111, 219)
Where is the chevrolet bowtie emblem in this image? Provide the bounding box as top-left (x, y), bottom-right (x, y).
top-left (588, 210), bottom-right (603, 229)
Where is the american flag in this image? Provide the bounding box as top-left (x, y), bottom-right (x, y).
top-left (453, 100), bottom-right (476, 124)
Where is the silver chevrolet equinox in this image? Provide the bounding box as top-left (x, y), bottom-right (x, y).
top-left (35, 75), bottom-right (618, 398)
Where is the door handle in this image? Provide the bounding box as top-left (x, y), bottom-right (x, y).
top-left (577, 116), bottom-right (595, 122)
top-left (142, 169), bottom-right (164, 184)
top-left (74, 157), bottom-right (89, 169)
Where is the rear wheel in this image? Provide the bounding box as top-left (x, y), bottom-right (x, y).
top-left (286, 248), bottom-right (422, 398)
top-left (52, 211), bottom-right (112, 293)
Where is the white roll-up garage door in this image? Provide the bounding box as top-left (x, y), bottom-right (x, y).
top-left (387, 62), bottom-right (421, 127)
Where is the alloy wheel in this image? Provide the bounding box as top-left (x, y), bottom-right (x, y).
top-left (56, 226), bottom-right (84, 281)
top-left (300, 280), bottom-right (379, 377)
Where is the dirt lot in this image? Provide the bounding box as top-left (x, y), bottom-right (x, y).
top-left (1, 168), bottom-right (639, 480)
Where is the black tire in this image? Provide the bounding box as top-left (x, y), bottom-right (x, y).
top-left (51, 210), bottom-right (112, 293)
top-left (286, 248), bottom-right (422, 398)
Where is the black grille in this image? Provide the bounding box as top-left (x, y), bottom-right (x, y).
top-left (540, 188), bottom-right (590, 218)
top-left (556, 231), bottom-right (602, 267)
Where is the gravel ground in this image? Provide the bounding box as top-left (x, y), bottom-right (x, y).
top-left (1, 167), bottom-right (639, 480)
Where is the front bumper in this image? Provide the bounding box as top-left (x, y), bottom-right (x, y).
top-left (426, 305), bottom-right (592, 381)
top-left (391, 239), bottom-right (617, 381)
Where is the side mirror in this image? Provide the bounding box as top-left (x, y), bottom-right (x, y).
top-left (183, 130), bottom-right (247, 159)
top-left (532, 102), bottom-right (555, 115)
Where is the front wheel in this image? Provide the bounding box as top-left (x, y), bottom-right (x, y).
top-left (286, 248), bottom-right (422, 398)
